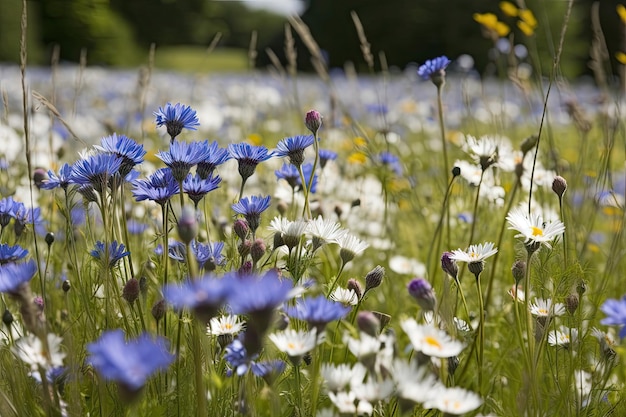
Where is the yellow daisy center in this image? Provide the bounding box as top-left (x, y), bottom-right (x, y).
top-left (424, 336), bottom-right (442, 350)
top-left (531, 226), bottom-right (543, 237)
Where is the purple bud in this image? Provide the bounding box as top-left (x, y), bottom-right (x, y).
top-left (151, 299), bottom-right (166, 322)
top-left (238, 261), bottom-right (252, 275)
top-left (356, 311), bottom-right (380, 337)
top-left (177, 206), bottom-right (198, 245)
top-left (33, 168), bottom-right (47, 189)
top-left (305, 110), bottom-right (322, 134)
top-left (347, 278), bottom-right (363, 301)
top-left (441, 252), bottom-right (458, 279)
top-left (122, 277), bottom-right (140, 305)
top-left (250, 239), bottom-right (266, 263)
top-left (407, 278), bottom-right (437, 311)
top-left (552, 176), bottom-right (567, 198)
top-left (233, 219), bottom-right (249, 241)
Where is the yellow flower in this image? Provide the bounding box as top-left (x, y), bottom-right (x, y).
top-left (519, 9), bottom-right (537, 29)
top-left (347, 152), bottom-right (367, 164)
top-left (474, 13), bottom-right (510, 37)
top-left (353, 136), bottom-right (367, 147)
top-left (518, 20), bottom-right (534, 37)
top-left (500, 1), bottom-right (519, 17)
top-left (618, 4), bottom-right (626, 24)
top-left (248, 133), bottom-right (263, 146)
top-left (616, 52), bottom-right (626, 65)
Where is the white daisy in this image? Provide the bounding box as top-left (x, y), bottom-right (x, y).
top-left (330, 287), bottom-right (359, 306)
top-left (321, 363), bottom-right (355, 392)
top-left (12, 333), bottom-right (65, 371)
top-left (463, 134), bottom-right (499, 169)
top-left (207, 315), bottom-right (245, 337)
top-left (343, 332), bottom-right (381, 360)
top-left (506, 206), bottom-right (565, 249)
top-left (507, 285), bottom-right (526, 302)
top-left (400, 319), bottom-right (465, 358)
top-left (339, 234), bottom-right (369, 264)
top-left (328, 391), bottom-right (373, 416)
top-left (269, 328), bottom-right (320, 360)
top-left (352, 378), bottom-right (394, 403)
top-left (423, 386), bottom-right (483, 415)
top-left (548, 326), bottom-right (578, 347)
top-left (449, 242), bottom-right (498, 264)
top-left (392, 358), bottom-right (442, 403)
top-left (308, 216), bottom-right (346, 249)
top-left (529, 298), bottom-right (566, 317)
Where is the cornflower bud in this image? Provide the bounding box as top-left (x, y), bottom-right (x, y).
top-left (122, 278), bottom-right (140, 305)
top-left (305, 110), bottom-right (322, 135)
top-left (177, 206), bottom-right (198, 245)
top-left (151, 299), bottom-right (166, 323)
top-left (441, 252), bottom-right (458, 280)
top-left (233, 219), bottom-right (249, 241)
top-left (356, 311), bottom-right (380, 337)
top-left (407, 278), bottom-right (437, 311)
top-left (511, 260), bottom-right (526, 284)
top-left (364, 265), bottom-right (385, 293)
top-left (552, 176), bottom-right (567, 198)
top-left (250, 239), bottom-right (266, 263)
top-left (347, 278), bottom-right (363, 301)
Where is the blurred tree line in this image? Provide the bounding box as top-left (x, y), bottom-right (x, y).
top-left (0, 0), bottom-right (623, 78)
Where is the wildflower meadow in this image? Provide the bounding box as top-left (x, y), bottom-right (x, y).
top-left (0, 3), bottom-right (625, 417)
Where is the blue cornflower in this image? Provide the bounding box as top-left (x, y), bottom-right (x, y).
top-left (284, 295), bottom-right (350, 332)
top-left (154, 102), bottom-right (200, 142)
top-left (162, 274), bottom-right (231, 323)
top-left (227, 269), bottom-right (293, 316)
top-left (127, 219), bottom-right (148, 235)
top-left (228, 143), bottom-right (273, 183)
top-left (12, 205), bottom-right (45, 237)
top-left (183, 173), bottom-right (221, 207)
top-left (376, 151), bottom-right (403, 176)
top-left (42, 163), bottom-right (73, 190)
top-left (71, 153), bottom-right (123, 193)
top-left (318, 149), bottom-right (338, 169)
top-left (167, 241), bottom-right (187, 263)
top-left (251, 359), bottom-right (286, 384)
top-left (0, 196), bottom-right (18, 228)
top-left (275, 163), bottom-right (300, 189)
top-left (196, 140), bottom-right (232, 179)
top-left (275, 135), bottom-right (315, 168)
top-left (417, 55), bottom-right (451, 85)
top-left (0, 244), bottom-right (29, 265)
top-left (232, 195), bottom-right (271, 234)
top-left (95, 133), bottom-right (146, 177)
top-left (193, 241), bottom-right (226, 271)
top-left (0, 259), bottom-right (37, 295)
top-left (224, 338), bottom-right (258, 377)
top-left (601, 295), bottom-right (626, 338)
top-left (90, 241), bottom-right (130, 268)
top-left (132, 168), bottom-right (180, 206)
top-left (156, 140), bottom-right (211, 183)
top-left (87, 329), bottom-right (174, 393)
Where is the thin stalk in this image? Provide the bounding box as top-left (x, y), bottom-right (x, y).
top-left (303, 133), bottom-right (320, 220)
top-left (436, 85), bottom-right (451, 248)
top-left (326, 261), bottom-right (346, 297)
top-left (293, 363), bottom-right (303, 416)
top-left (475, 273), bottom-right (485, 392)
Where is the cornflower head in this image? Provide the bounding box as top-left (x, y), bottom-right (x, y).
top-left (318, 148), bottom-right (338, 169)
top-left (231, 195), bottom-right (271, 235)
top-left (90, 241), bottom-right (130, 268)
top-left (449, 242), bottom-right (498, 277)
top-left (275, 163), bottom-right (300, 190)
top-left (275, 135), bottom-right (315, 168)
top-left (600, 295), bottom-right (626, 338)
top-left (156, 140), bottom-right (211, 183)
top-left (41, 163), bottom-right (73, 190)
top-left (95, 133), bottom-right (146, 177)
top-left (400, 318), bottom-right (464, 358)
top-left (0, 243), bottom-right (28, 265)
top-left (183, 173), bottom-right (221, 207)
top-left (162, 274), bottom-right (231, 323)
top-left (375, 151), bottom-right (403, 176)
top-left (193, 240), bottom-right (226, 271)
top-left (0, 196), bottom-right (18, 228)
top-left (196, 140), bottom-right (231, 179)
top-left (228, 143), bottom-right (273, 183)
top-left (132, 168), bottom-right (180, 207)
top-left (284, 295), bottom-right (350, 333)
top-left (12, 205), bottom-right (45, 237)
top-left (224, 338), bottom-right (258, 376)
top-left (0, 259), bottom-right (37, 295)
top-left (269, 328), bottom-right (320, 365)
top-left (87, 329), bottom-right (174, 400)
top-left (226, 270), bottom-right (293, 354)
top-left (154, 102), bottom-right (200, 142)
top-left (71, 153), bottom-right (122, 193)
top-left (506, 206), bottom-right (565, 252)
top-left (417, 55), bottom-right (451, 87)
top-left (251, 359), bottom-right (286, 385)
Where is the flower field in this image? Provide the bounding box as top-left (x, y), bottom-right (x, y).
top-left (0, 21), bottom-right (625, 417)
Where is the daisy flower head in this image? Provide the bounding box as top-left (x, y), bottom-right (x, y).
top-left (338, 233), bottom-right (369, 265)
top-left (548, 326), bottom-right (578, 347)
top-left (207, 315), bottom-right (245, 337)
top-left (529, 297), bottom-right (566, 318)
top-left (463, 134), bottom-right (498, 171)
top-left (423, 386), bottom-right (483, 415)
top-left (330, 287), bottom-right (358, 306)
top-left (154, 102), bottom-right (200, 142)
top-left (401, 318), bottom-right (464, 358)
top-left (417, 55), bottom-right (451, 86)
top-left (269, 328), bottom-right (320, 365)
top-left (275, 135), bottom-right (315, 168)
top-left (600, 295), bottom-right (626, 338)
top-left (307, 216), bottom-right (345, 250)
top-left (392, 358), bottom-right (442, 404)
top-left (13, 333), bottom-right (65, 371)
top-left (449, 242), bottom-right (498, 277)
top-left (506, 206), bottom-right (565, 251)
